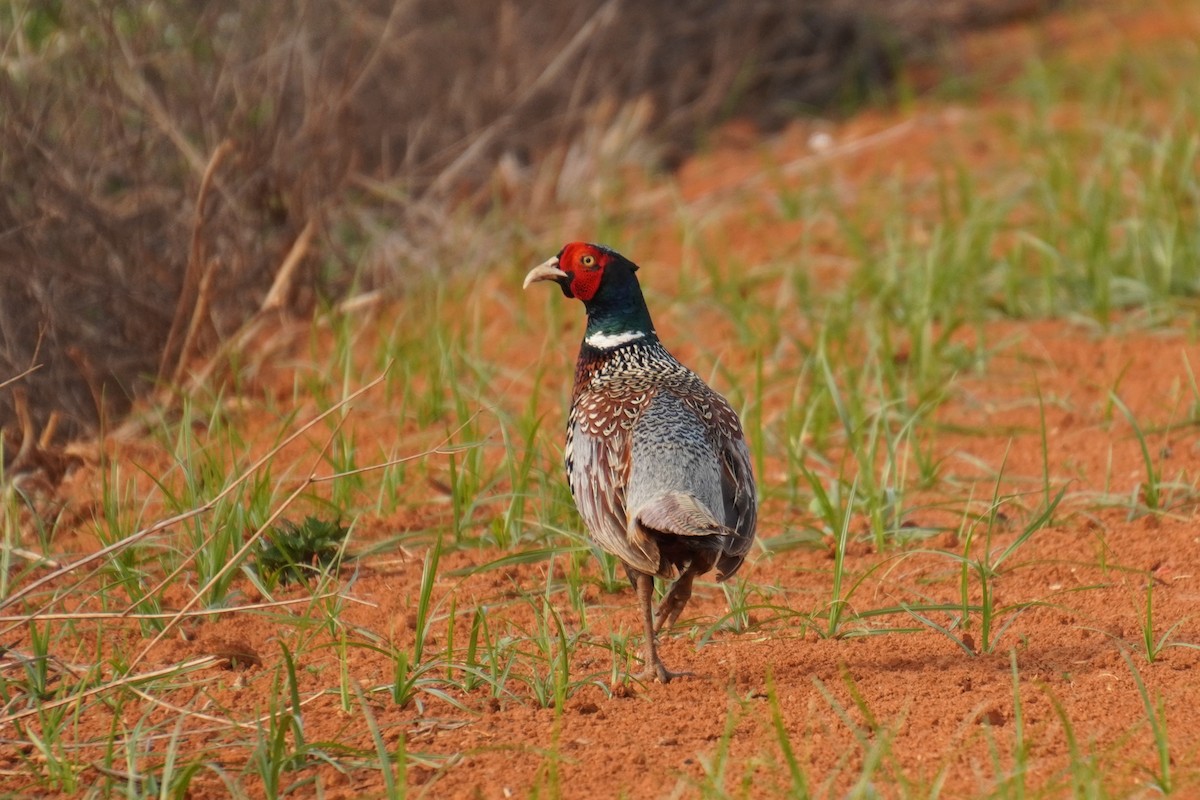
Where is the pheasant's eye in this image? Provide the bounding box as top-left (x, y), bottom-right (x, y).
top-left (581, 254), bottom-right (596, 268)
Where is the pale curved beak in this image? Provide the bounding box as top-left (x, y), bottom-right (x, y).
top-left (522, 257), bottom-right (568, 290)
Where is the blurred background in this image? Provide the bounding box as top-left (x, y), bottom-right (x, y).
top-left (0, 0), bottom-right (1056, 464)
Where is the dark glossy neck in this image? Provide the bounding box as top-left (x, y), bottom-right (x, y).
top-left (582, 274), bottom-right (656, 345)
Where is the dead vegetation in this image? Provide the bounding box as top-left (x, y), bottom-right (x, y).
top-left (0, 0), bottom-right (1057, 464)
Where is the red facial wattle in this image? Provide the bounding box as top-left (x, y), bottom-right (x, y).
top-left (569, 266), bottom-right (603, 302)
top-left (560, 242), bottom-right (607, 303)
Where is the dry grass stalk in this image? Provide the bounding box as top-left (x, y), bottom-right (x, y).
top-left (159, 139), bottom-right (237, 385)
top-left (261, 216), bottom-right (317, 313)
top-left (0, 366), bottom-right (393, 620)
top-left (0, 655), bottom-right (224, 727)
top-left (0, 592), bottom-right (368, 624)
top-left (0, 594), bottom-right (357, 623)
top-left (0, 364), bottom-right (41, 394)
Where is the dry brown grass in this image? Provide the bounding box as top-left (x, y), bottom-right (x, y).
top-left (0, 0), bottom-right (1058, 461)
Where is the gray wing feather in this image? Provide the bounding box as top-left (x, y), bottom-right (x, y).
top-left (635, 491), bottom-right (725, 538)
top-left (567, 419), bottom-right (660, 574)
top-left (715, 433), bottom-right (757, 579)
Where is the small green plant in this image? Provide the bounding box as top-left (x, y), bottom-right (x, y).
top-left (1135, 579), bottom-right (1200, 664)
top-left (517, 597), bottom-right (581, 708)
top-left (992, 650), bottom-right (1031, 798)
top-left (765, 671), bottom-right (811, 798)
top-left (961, 483), bottom-right (1065, 654)
top-left (1110, 391), bottom-right (1162, 516)
top-left (354, 679), bottom-right (407, 800)
top-left (250, 645), bottom-right (311, 799)
top-left (812, 670), bottom-right (899, 797)
top-left (21, 620), bottom-right (53, 700)
top-left (252, 516), bottom-right (349, 587)
top-left (691, 700), bottom-right (743, 798)
top-left (1122, 651), bottom-right (1172, 794)
top-left (804, 470), bottom-right (857, 638)
top-left (1045, 687), bottom-right (1105, 796)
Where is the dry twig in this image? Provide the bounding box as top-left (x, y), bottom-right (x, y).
top-left (160, 139), bottom-right (237, 384)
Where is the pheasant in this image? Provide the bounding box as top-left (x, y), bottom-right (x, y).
top-left (523, 242), bottom-right (757, 682)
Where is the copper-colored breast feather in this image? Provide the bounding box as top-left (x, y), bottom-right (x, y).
top-left (566, 383), bottom-right (661, 574)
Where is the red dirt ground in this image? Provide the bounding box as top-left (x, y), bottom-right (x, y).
top-left (5, 1), bottom-right (1200, 797)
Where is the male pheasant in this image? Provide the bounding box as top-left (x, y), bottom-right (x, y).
top-left (524, 242), bottom-right (757, 682)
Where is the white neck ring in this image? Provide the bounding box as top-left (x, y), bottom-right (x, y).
top-left (585, 330), bottom-right (646, 349)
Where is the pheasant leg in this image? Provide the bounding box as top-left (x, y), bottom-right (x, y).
top-left (634, 572), bottom-right (689, 683)
top-left (654, 566), bottom-right (697, 634)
